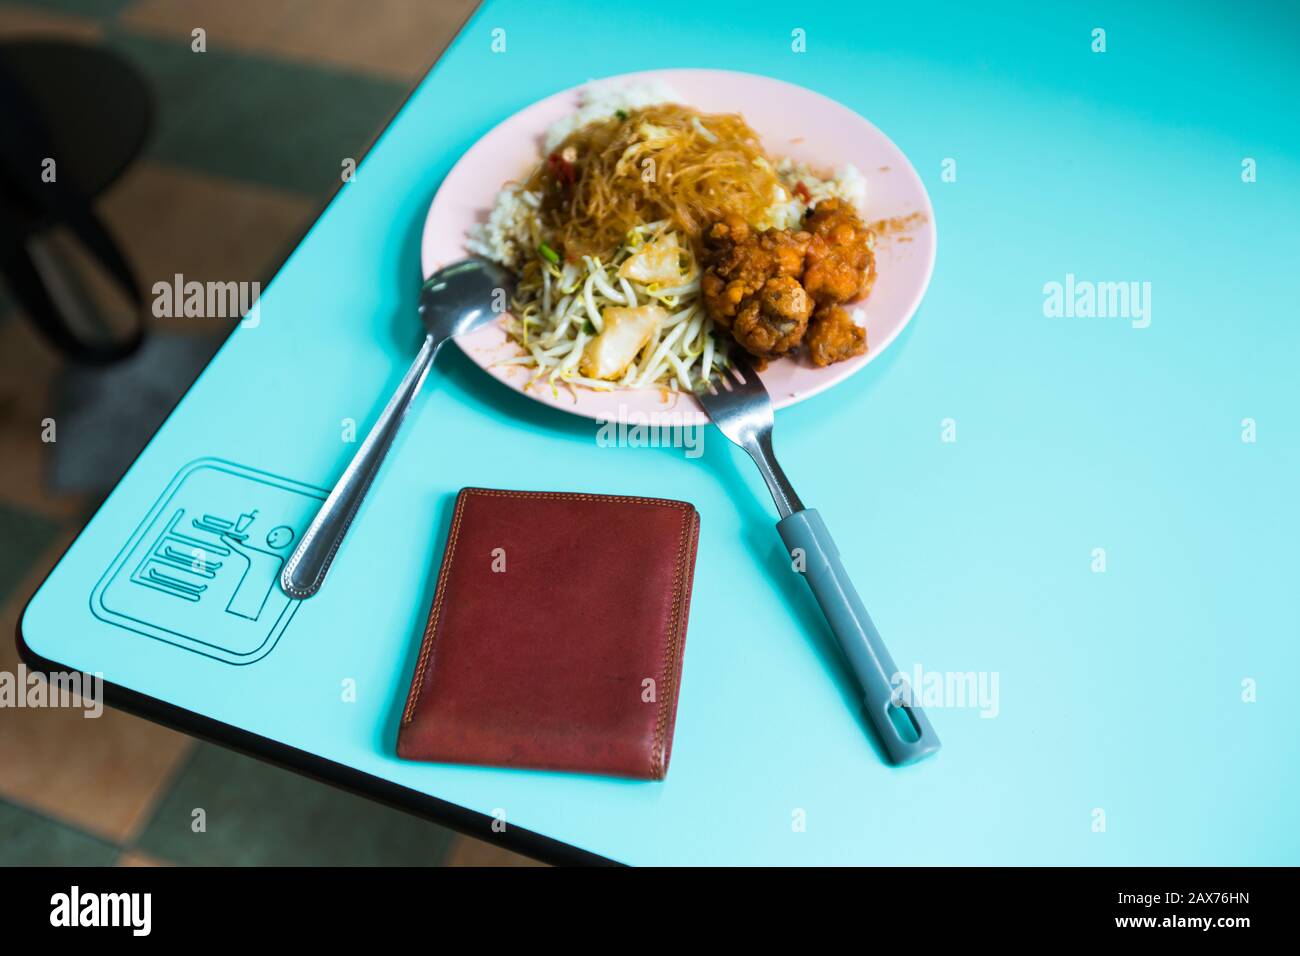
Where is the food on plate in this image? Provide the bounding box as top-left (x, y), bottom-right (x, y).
top-left (806, 304), bottom-right (867, 368)
top-left (701, 215), bottom-right (813, 362)
top-left (526, 103), bottom-right (780, 262)
top-left (579, 304), bottom-right (665, 380)
top-left (801, 198), bottom-right (876, 306)
top-left (467, 81), bottom-right (876, 394)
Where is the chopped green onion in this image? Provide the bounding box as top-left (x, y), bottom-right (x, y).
top-left (615, 109), bottom-right (628, 121)
top-left (583, 319), bottom-right (596, 335)
top-left (538, 242), bottom-right (560, 264)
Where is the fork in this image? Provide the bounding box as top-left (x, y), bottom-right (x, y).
top-left (696, 352), bottom-right (940, 765)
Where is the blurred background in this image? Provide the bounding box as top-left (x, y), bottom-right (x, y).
top-left (0, 0), bottom-right (540, 866)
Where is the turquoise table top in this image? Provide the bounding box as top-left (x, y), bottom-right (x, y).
top-left (20, 0), bottom-right (1300, 865)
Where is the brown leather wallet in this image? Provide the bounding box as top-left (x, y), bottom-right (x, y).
top-left (397, 488), bottom-right (700, 779)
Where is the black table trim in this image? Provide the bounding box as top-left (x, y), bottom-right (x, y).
top-left (15, 623), bottom-right (618, 867)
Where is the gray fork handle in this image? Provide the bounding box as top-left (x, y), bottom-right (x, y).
top-left (777, 508), bottom-right (941, 765)
top-left (281, 333), bottom-right (442, 599)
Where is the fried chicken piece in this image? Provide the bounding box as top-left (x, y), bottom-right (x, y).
top-left (702, 216), bottom-right (812, 359)
top-left (764, 227), bottom-right (810, 278)
top-left (730, 276), bottom-right (813, 360)
top-left (806, 304), bottom-right (867, 367)
top-left (802, 199), bottom-right (875, 305)
top-left (701, 218), bottom-right (751, 325)
top-left (702, 216), bottom-right (809, 323)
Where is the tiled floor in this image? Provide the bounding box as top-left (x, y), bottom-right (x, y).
top-left (0, 1), bottom-right (102, 40)
top-left (0, 0), bottom-right (539, 866)
top-left (107, 29), bottom-right (413, 195)
top-left (133, 744), bottom-right (457, 867)
top-left (120, 0), bottom-right (468, 82)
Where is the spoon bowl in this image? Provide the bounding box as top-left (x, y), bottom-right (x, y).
top-left (419, 258), bottom-right (516, 339)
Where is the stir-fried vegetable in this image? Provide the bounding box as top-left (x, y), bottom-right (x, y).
top-left (495, 225), bottom-right (724, 395)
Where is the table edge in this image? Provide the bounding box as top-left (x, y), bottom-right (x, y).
top-left (13, 616), bottom-right (618, 867)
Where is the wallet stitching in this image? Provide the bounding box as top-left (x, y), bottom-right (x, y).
top-left (650, 507), bottom-right (693, 779)
top-left (401, 488), bottom-right (696, 734)
top-left (401, 492), bottom-right (470, 725)
top-left (454, 489), bottom-right (694, 508)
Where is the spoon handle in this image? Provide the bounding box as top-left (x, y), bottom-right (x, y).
top-left (281, 332), bottom-right (442, 599)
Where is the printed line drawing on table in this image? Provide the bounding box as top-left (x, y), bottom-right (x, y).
top-left (91, 459), bottom-right (326, 665)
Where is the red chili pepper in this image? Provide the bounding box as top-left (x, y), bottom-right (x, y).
top-left (793, 181), bottom-right (811, 203)
top-left (548, 151), bottom-right (576, 187)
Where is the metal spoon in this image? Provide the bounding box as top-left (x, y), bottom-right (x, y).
top-left (281, 258), bottom-right (515, 599)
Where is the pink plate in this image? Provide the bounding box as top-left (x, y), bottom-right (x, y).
top-left (422, 68), bottom-right (936, 426)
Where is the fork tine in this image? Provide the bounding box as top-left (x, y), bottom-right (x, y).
top-left (693, 344), bottom-right (798, 519)
top-left (696, 349), bottom-right (767, 407)
top-left (726, 350), bottom-right (761, 385)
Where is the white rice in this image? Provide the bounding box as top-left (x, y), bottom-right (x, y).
top-left (761, 159), bottom-right (868, 230)
top-left (465, 186), bottom-right (541, 269)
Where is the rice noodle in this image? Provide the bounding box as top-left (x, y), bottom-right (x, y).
top-left (526, 104), bottom-right (781, 262)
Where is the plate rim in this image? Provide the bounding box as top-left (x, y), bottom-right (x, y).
top-left (421, 67), bottom-right (937, 425)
